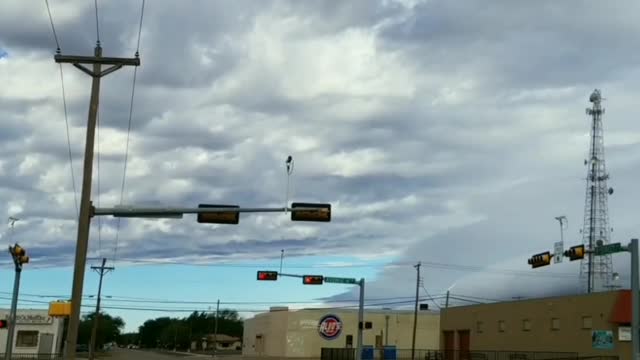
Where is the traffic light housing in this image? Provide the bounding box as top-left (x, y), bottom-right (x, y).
top-left (9, 244), bottom-right (29, 265)
top-left (0, 320), bottom-right (7, 329)
top-left (197, 204), bottom-right (240, 225)
top-left (302, 275), bottom-right (324, 285)
top-left (291, 203), bottom-right (331, 222)
top-left (257, 271), bottom-right (278, 281)
top-left (528, 251), bottom-right (552, 268)
top-left (564, 244), bottom-right (585, 261)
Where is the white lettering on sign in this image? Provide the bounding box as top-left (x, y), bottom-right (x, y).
top-left (13, 314), bottom-right (53, 324)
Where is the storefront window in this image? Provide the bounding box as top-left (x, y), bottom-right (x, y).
top-left (16, 331), bottom-right (38, 347)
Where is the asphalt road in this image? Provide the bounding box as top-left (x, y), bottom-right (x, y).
top-left (91, 349), bottom-right (204, 360)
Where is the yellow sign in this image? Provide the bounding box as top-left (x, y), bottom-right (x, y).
top-left (48, 302), bottom-right (71, 317)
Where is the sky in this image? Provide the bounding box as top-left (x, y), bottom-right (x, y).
top-left (2, 0), bottom-right (640, 333)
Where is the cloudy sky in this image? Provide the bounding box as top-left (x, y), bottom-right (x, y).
top-left (2, 0), bottom-right (640, 332)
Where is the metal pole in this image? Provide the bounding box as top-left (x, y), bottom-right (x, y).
top-left (213, 299), bottom-right (219, 358)
top-left (411, 262), bottom-right (421, 360)
top-left (279, 250), bottom-right (284, 274)
top-left (65, 46), bottom-right (102, 360)
top-left (631, 238), bottom-right (639, 360)
top-left (356, 278), bottom-right (365, 360)
top-left (445, 291), bottom-right (450, 309)
top-left (5, 266), bottom-right (21, 360)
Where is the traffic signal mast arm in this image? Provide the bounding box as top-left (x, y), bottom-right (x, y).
top-left (93, 205), bottom-right (326, 217)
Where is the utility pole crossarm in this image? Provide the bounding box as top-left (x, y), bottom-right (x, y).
top-left (54, 54), bottom-right (140, 66)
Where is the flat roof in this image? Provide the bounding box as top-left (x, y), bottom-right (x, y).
top-left (443, 289), bottom-right (626, 310)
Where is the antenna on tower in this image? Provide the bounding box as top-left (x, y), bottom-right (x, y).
top-left (580, 89), bottom-right (614, 293)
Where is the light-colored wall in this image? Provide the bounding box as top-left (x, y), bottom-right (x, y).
top-left (244, 309), bottom-right (440, 358)
top-left (441, 290), bottom-right (630, 358)
top-left (243, 310), bottom-right (290, 357)
top-left (0, 310), bottom-right (64, 355)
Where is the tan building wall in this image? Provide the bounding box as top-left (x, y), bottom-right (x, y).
top-left (440, 290), bottom-right (630, 358)
top-left (243, 308), bottom-right (440, 358)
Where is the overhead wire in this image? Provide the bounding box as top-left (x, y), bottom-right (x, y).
top-left (44, 0), bottom-right (61, 52)
top-left (421, 285), bottom-right (441, 310)
top-left (45, 0), bottom-right (79, 217)
top-left (113, 0), bottom-right (146, 266)
top-left (96, 109), bottom-right (102, 258)
top-left (94, 0), bottom-right (101, 44)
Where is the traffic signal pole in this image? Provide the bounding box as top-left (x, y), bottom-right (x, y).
top-left (356, 278), bottom-right (365, 360)
top-left (6, 244), bottom-right (29, 360)
top-left (630, 238), bottom-right (639, 360)
top-left (5, 261), bottom-right (21, 360)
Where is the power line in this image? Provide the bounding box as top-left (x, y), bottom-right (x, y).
top-left (59, 64), bottom-right (79, 218)
top-left (47, 0), bottom-right (79, 218)
top-left (421, 285), bottom-right (441, 310)
top-left (94, 0), bottom-right (100, 44)
top-left (44, 0), bottom-right (61, 51)
top-left (113, 0), bottom-right (146, 266)
top-left (96, 109), bottom-right (102, 258)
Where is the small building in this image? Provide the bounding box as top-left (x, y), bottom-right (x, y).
top-left (243, 307), bottom-right (440, 358)
top-left (202, 334), bottom-right (242, 351)
top-left (440, 290), bottom-right (631, 358)
top-left (0, 309), bottom-right (65, 355)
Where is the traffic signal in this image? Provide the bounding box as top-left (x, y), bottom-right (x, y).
top-left (528, 251), bottom-right (552, 269)
top-left (10, 244), bottom-right (29, 265)
top-left (302, 275), bottom-right (324, 285)
top-left (197, 204), bottom-right (240, 225)
top-left (564, 244), bottom-right (585, 261)
top-left (0, 320), bottom-right (7, 329)
top-left (257, 271), bottom-right (278, 281)
top-left (291, 203), bottom-right (331, 222)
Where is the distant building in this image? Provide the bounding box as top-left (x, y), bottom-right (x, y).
top-left (243, 307), bottom-right (440, 358)
top-left (441, 290), bottom-right (631, 358)
top-left (0, 309), bottom-right (65, 355)
top-left (201, 334), bottom-right (242, 351)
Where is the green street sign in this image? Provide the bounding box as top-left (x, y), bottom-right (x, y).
top-left (594, 242), bottom-right (626, 256)
top-left (324, 277), bottom-right (357, 284)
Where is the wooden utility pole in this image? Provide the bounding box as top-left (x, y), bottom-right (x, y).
top-left (411, 262), bottom-right (421, 360)
top-left (89, 258), bottom-right (114, 360)
top-left (213, 299), bottom-right (220, 358)
top-left (55, 45), bottom-right (139, 360)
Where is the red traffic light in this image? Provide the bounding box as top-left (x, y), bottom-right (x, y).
top-left (257, 271), bottom-right (278, 281)
top-left (302, 275), bottom-right (323, 285)
top-left (0, 320), bottom-right (8, 329)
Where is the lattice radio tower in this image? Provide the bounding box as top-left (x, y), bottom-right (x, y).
top-left (580, 89), bottom-right (614, 293)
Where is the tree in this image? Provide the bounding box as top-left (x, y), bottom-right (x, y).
top-left (137, 309), bottom-right (243, 351)
top-left (77, 312), bottom-right (125, 349)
